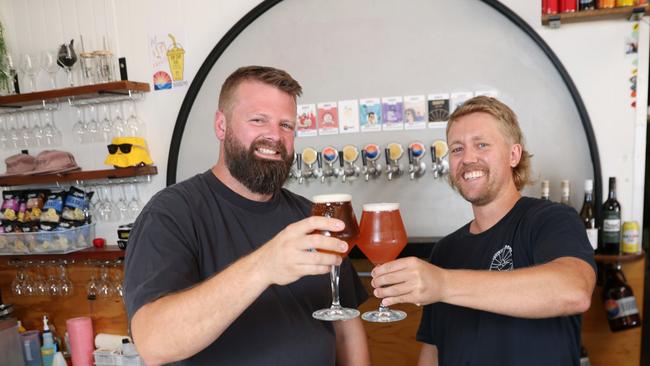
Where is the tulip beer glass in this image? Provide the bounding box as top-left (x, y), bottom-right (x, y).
top-left (311, 194), bottom-right (360, 321)
top-left (357, 202), bottom-right (408, 322)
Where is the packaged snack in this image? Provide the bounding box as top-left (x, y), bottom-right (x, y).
top-left (1, 191), bottom-right (20, 233)
top-left (40, 191), bottom-right (65, 231)
top-left (61, 186), bottom-right (88, 229)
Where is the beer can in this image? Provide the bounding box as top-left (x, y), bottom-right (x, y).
top-left (621, 221), bottom-right (640, 254)
top-left (597, 0), bottom-right (616, 7)
top-left (561, 0), bottom-right (577, 12)
top-left (616, 0), bottom-right (635, 6)
top-left (544, 0), bottom-right (560, 14)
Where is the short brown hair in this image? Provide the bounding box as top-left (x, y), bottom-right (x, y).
top-left (219, 66), bottom-right (302, 117)
top-left (446, 96), bottom-right (532, 191)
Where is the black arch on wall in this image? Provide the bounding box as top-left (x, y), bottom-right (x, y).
top-left (166, 0), bottom-right (603, 216)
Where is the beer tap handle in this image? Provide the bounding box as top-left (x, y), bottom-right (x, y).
top-left (338, 151), bottom-right (344, 168)
top-left (384, 148), bottom-right (391, 167)
top-left (430, 145), bottom-right (437, 163)
top-left (317, 152), bottom-right (323, 169)
top-left (296, 153), bottom-right (302, 171)
top-left (361, 149), bottom-right (368, 167)
top-left (407, 147), bottom-right (414, 165)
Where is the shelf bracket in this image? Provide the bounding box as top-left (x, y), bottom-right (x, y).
top-left (548, 15), bottom-right (561, 28)
top-left (629, 6), bottom-right (646, 21)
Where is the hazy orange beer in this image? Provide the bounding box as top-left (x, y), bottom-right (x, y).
top-left (311, 194), bottom-right (359, 256)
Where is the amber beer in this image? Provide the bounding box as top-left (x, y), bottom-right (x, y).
top-left (311, 194), bottom-right (359, 256)
top-left (357, 203), bottom-right (407, 265)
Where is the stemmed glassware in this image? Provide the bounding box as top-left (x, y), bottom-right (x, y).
top-left (17, 112), bottom-right (33, 148)
top-left (85, 104), bottom-right (100, 142)
top-left (40, 50), bottom-right (59, 89)
top-left (72, 106), bottom-right (87, 143)
top-left (20, 53), bottom-right (38, 92)
top-left (111, 102), bottom-right (126, 138)
top-left (125, 101), bottom-right (145, 136)
top-left (99, 104), bottom-right (113, 142)
top-left (357, 202), bottom-right (408, 322)
top-left (29, 112), bottom-right (44, 147)
top-left (311, 194), bottom-right (360, 321)
top-left (57, 39), bottom-right (78, 86)
top-left (0, 54), bottom-right (16, 95)
top-left (126, 184), bottom-right (143, 220)
top-left (41, 109), bottom-right (62, 146)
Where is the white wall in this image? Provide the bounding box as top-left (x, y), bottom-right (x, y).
top-left (0, 0), bottom-right (646, 242)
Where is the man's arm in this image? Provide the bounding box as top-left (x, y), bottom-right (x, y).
top-left (333, 318), bottom-right (371, 366)
top-left (131, 216), bottom-right (349, 366)
top-left (417, 344), bottom-right (438, 366)
top-left (372, 256), bottom-right (595, 318)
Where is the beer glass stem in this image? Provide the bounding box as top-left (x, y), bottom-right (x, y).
top-left (330, 264), bottom-right (341, 308)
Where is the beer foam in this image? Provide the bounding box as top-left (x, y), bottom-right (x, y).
top-left (312, 193), bottom-right (352, 203)
top-left (362, 202), bottom-right (399, 211)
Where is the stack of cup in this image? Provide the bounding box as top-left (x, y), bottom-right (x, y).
top-left (66, 317), bottom-right (94, 366)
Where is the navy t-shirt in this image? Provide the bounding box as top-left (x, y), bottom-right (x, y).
top-left (417, 197), bottom-right (596, 366)
top-left (124, 170), bottom-right (367, 365)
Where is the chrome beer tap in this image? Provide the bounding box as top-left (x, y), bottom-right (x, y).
top-left (294, 153), bottom-right (304, 184)
top-left (361, 143), bottom-right (382, 181)
top-left (385, 143), bottom-right (404, 181)
top-left (430, 140), bottom-right (449, 179)
top-left (335, 151), bottom-right (346, 180)
top-left (314, 152), bottom-right (324, 182)
top-left (341, 145), bottom-right (361, 183)
top-left (407, 142), bottom-right (427, 180)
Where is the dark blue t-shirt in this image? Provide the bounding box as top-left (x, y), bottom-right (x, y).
top-left (417, 197), bottom-right (596, 366)
top-left (124, 170), bottom-right (367, 365)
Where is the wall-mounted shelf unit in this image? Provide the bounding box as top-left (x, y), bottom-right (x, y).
top-left (542, 4), bottom-right (649, 27)
top-left (0, 81), bottom-right (150, 109)
top-left (0, 165), bottom-right (157, 187)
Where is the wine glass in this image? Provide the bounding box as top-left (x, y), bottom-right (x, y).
top-left (99, 104), bottom-right (113, 142)
top-left (111, 102), bottom-right (126, 138)
top-left (86, 267), bottom-right (99, 300)
top-left (20, 53), bottom-right (38, 92)
top-left (57, 39), bottom-right (78, 86)
top-left (41, 110), bottom-right (62, 146)
top-left (11, 262), bottom-right (28, 296)
top-left (58, 263), bottom-right (73, 296)
top-left (311, 194), bottom-right (360, 321)
top-left (126, 184), bottom-right (143, 220)
top-left (72, 106), bottom-right (87, 143)
top-left (0, 115), bottom-right (9, 149)
top-left (40, 50), bottom-right (59, 89)
top-left (29, 112), bottom-right (44, 147)
top-left (124, 100), bottom-right (145, 136)
top-left (0, 54), bottom-right (16, 94)
top-left (97, 265), bottom-right (113, 297)
top-left (357, 202), bottom-right (408, 322)
top-left (85, 104), bottom-right (100, 142)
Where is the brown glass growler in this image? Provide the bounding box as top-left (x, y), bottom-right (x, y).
top-left (602, 264), bottom-right (641, 332)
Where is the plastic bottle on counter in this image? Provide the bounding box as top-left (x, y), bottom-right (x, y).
top-left (41, 315), bottom-right (57, 366)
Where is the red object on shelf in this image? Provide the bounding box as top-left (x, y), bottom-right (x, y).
top-left (543, 0), bottom-right (560, 14)
top-left (561, 0), bottom-right (578, 12)
top-left (92, 238), bottom-right (106, 248)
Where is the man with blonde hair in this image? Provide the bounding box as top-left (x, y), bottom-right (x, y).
top-left (371, 96), bottom-right (596, 365)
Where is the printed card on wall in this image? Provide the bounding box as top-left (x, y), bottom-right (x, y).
top-left (427, 93), bottom-right (450, 129)
top-left (296, 104), bottom-right (317, 138)
top-left (403, 95), bottom-right (427, 130)
top-left (148, 31), bottom-right (188, 91)
top-left (382, 96), bottom-right (404, 131)
top-left (474, 90), bottom-right (499, 98)
top-left (359, 98), bottom-right (382, 133)
top-left (317, 102), bottom-right (339, 136)
top-left (338, 99), bottom-right (360, 134)
top-left (450, 91), bottom-right (474, 113)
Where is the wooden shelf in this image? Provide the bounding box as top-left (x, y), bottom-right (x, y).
top-left (0, 81), bottom-right (150, 109)
top-left (594, 251), bottom-right (645, 264)
top-left (542, 5), bottom-right (649, 26)
top-left (0, 165), bottom-right (157, 187)
top-left (0, 246), bottom-right (124, 263)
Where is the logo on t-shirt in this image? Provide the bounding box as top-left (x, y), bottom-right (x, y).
top-left (489, 245), bottom-right (513, 271)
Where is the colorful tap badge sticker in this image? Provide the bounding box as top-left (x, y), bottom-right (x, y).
top-left (403, 95), bottom-right (427, 130)
top-left (321, 146), bottom-right (339, 164)
top-left (148, 32), bottom-right (188, 90)
top-left (297, 104), bottom-right (317, 138)
top-left (409, 142), bottom-right (426, 160)
top-left (382, 96), bottom-right (404, 131)
top-left (450, 91), bottom-right (474, 113)
top-left (359, 98), bottom-right (382, 133)
top-left (338, 99), bottom-right (360, 134)
top-left (363, 143), bottom-right (381, 161)
top-left (427, 93), bottom-right (450, 128)
top-left (317, 102), bottom-right (339, 136)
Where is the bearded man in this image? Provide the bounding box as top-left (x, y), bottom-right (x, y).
top-left (370, 96), bottom-right (596, 366)
top-left (124, 66), bottom-right (370, 366)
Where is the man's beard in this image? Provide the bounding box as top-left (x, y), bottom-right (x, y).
top-left (450, 163), bottom-right (495, 206)
top-left (224, 130), bottom-right (294, 195)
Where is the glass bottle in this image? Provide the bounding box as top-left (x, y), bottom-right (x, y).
top-left (600, 177), bottom-right (621, 254)
top-left (603, 264), bottom-right (641, 332)
top-left (580, 179), bottom-right (598, 250)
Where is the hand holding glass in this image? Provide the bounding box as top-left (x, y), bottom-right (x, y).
top-left (311, 193), bottom-right (360, 321)
top-left (357, 202), bottom-right (408, 322)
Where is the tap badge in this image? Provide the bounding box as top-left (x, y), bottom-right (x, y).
top-left (387, 142), bottom-right (404, 160)
top-left (322, 146), bottom-right (338, 163)
top-left (301, 147), bottom-right (318, 166)
top-left (342, 145), bottom-right (359, 163)
top-left (409, 142), bottom-right (426, 159)
top-left (363, 144), bottom-right (381, 161)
